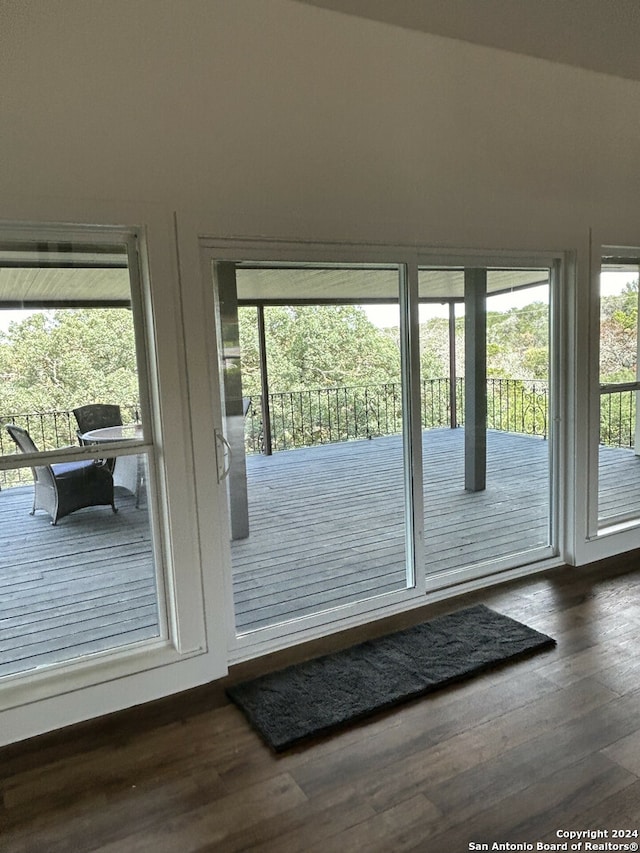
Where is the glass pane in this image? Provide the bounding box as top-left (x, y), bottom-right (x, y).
top-left (0, 237), bottom-right (162, 678)
top-left (598, 257), bottom-right (640, 523)
top-left (216, 263), bottom-right (410, 634)
top-left (418, 267), bottom-right (551, 579)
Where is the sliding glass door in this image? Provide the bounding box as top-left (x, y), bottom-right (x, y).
top-left (208, 259), bottom-right (422, 637)
top-left (418, 262), bottom-right (557, 588)
top-left (203, 244), bottom-right (560, 646)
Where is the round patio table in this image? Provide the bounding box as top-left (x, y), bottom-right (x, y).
top-left (81, 424), bottom-right (143, 443)
top-left (81, 424), bottom-right (144, 505)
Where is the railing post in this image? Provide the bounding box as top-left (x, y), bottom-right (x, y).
top-left (448, 301), bottom-right (458, 428)
top-left (256, 305), bottom-right (273, 455)
top-left (365, 388), bottom-right (371, 439)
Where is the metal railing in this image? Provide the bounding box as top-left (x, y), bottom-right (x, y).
top-left (2, 383), bottom-right (635, 490)
top-left (244, 377), bottom-right (549, 455)
top-left (599, 385), bottom-right (638, 448)
top-left (486, 378), bottom-right (548, 440)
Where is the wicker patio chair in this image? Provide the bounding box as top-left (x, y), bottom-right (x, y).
top-left (73, 404), bottom-right (123, 473)
top-left (5, 423), bottom-right (117, 525)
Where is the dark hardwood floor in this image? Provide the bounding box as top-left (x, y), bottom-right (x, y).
top-left (2, 554), bottom-right (640, 852)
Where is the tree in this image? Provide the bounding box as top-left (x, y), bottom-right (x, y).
top-left (600, 279), bottom-right (638, 383)
top-left (0, 308), bottom-right (139, 416)
top-left (419, 316), bottom-right (450, 379)
top-left (238, 305), bottom-right (401, 394)
top-left (485, 302), bottom-right (549, 379)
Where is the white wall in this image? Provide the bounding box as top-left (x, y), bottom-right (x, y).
top-left (1, 0), bottom-right (639, 248)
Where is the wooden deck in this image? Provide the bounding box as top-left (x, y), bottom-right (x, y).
top-left (231, 428), bottom-right (554, 633)
top-left (231, 427), bottom-right (640, 632)
top-left (0, 487), bottom-right (159, 678)
top-left (3, 429), bottom-right (640, 674)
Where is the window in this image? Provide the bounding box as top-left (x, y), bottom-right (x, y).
top-left (597, 252), bottom-right (640, 525)
top-left (0, 230), bottom-right (166, 679)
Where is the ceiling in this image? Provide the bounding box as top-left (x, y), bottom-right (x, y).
top-left (0, 247), bottom-right (130, 307)
top-left (296, 0), bottom-right (640, 83)
top-left (0, 268), bottom-right (130, 307)
top-left (236, 266), bottom-right (547, 302)
top-left (0, 264), bottom-right (548, 308)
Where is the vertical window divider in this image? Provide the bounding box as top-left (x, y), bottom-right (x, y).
top-left (548, 257), bottom-right (563, 554)
top-left (400, 259), bottom-right (424, 591)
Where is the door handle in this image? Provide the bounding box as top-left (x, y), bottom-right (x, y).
top-left (215, 429), bottom-right (233, 482)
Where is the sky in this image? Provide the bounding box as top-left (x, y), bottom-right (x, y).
top-left (0, 309), bottom-right (35, 334)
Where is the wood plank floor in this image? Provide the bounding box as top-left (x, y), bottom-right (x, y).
top-left (2, 554), bottom-right (640, 852)
top-left (232, 429), bottom-right (552, 634)
top-left (232, 428), bottom-right (640, 632)
top-left (599, 442), bottom-right (640, 520)
top-left (0, 486), bottom-right (159, 677)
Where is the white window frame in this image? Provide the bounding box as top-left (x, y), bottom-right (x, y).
top-left (0, 208), bottom-right (224, 746)
top-left (590, 241), bottom-right (640, 533)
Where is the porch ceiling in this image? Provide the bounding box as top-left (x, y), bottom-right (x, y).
top-left (0, 246), bottom-right (130, 307)
top-left (236, 266), bottom-right (548, 303)
top-left (0, 267), bottom-right (131, 306)
top-left (0, 263), bottom-right (548, 307)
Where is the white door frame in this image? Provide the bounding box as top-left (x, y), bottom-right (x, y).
top-left (192, 235), bottom-right (568, 663)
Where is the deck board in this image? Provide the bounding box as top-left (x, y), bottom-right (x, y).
top-left (0, 488), bottom-right (159, 677)
top-left (2, 428), bottom-right (640, 673)
top-left (230, 429), bottom-right (587, 632)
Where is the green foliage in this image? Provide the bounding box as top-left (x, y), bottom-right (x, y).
top-left (238, 305), bottom-right (401, 394)
top-left (2, 286), bottom-right (639, 457)
top-left (600, 279), bottom-right (639, 384)
top-left (419, 317), bottom-right (450, 378)
top-left (485, 302), bottom-right (549, 379)
top-left (602, 279), bottom-right (638, 327)
top-left (0, 308), bottom-right (139, 417)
